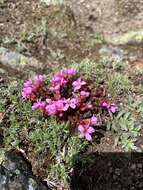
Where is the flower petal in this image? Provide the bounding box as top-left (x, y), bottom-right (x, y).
top-left (90, 115), bottom-right (97, 125)
top-left (85, 133), bottom-right (92, 141)
top-left (87, 127), bottom-right (95, 134)
top-left (78, 125), bottom-right (85, 132)
top-left (79, 132), bottom-right (85, 138)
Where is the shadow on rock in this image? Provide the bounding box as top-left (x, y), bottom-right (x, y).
top-left (70, 152), bottom-right (143, 190)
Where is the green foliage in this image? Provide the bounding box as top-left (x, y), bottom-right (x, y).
top-left (100, 55), bottom-right (126, 71)
top-left (107, 111), bottom-right (141, 151)
top-left (71, 58), bottom-right (106, 83)
top-left (127, 96), bottom-right (143, 113)
top-left (108, 72), bottom-right (131, 94)
top-left (47, 134), bottom-right (87, 184)
top-left (29, 117), bottom-right (88, 184)
top-left (89, 33), bottom-right (105, 46)
top-left (1, 82), bottom-right (87, 187)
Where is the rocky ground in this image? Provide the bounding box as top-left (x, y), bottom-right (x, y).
top-left (0, 151), bottom-right (49, 190)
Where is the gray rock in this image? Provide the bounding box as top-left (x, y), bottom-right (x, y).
top-left (106, 31), bottom-right (143, 45)
top-left (0, 151), bottom-right (49, 190)
top-left (99, 45), bottom-right (124, 59)
top-left (0, 47), bottom-right (44, 77)
top-left (99, 45), bottom-right (125, 69)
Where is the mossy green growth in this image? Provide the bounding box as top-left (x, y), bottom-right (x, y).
top-left (1, 80), bottom-right (88, 187)
top-left (107, 111), bottom-right (141, 151)
top-left (108, 72), bottom-right (132, 94)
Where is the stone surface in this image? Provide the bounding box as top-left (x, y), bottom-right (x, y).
top-left (0, 47), bottom-right (44, 77)
top-left (106, 31), bottom-right (143, 45)
top-left (68, 0), bottom-right (143, 40)
top-left (0, 151), bottom-right (49, 190)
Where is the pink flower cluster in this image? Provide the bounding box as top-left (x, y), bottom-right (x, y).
top-left (22, 75), bottom-right (46, 101)
top-left (101, 101), bottom-right (118, 114)
top-left (48, 69), bottom-right (92, 115)
top-left (22, 69), bottom-right (92, 117)
top-left (50, 69), bottom-right (77, 97)
top-left (22, 68), bottom-right (118, 142)
top-left (78, 115), bottom-right (97, 141)
top-left (32, 98), bottom-right (79, 117)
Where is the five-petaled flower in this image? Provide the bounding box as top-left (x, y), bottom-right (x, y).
top-left (72, 78), bottom-right (86, 91)
top-left (78, 124), bottom-right (95, 141)
top-left (102, 101), bottom-right (118, 113)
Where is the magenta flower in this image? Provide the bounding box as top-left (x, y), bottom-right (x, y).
top-left (64, 98), bottom-right (79, 110)
top-left (90, 115), bottom-right (97, 125)
top-left (101, 101), bottom-right (118, 114)
top-left (24, 79), bottom-right (33, 87)
top-left (102, 102), bottom-right (109, 108)
top-left (80, 91), bottom-right (90, 97)
top-left (22, 75), bottom-right (45, 100)
top-left (56, 99), bottom-right (65, 111)
top-left (109, 104), bottom-right (118, 113)
top-left (50, 73), bottom-right (67, 93)
top-left (32, 101), bottom-right (46, 111)
top-left (45, 102), bottom-right (57, 116)
top-left (34, 75), bottom-right (46, 88)
top-left (80, 101), bottom-right (93, 111)
top-left (50, 75), bottom-right (61, 84)
top-left (50, 85), bottom-right (60, 91)
top-left (22, 79), bottom-right (34, 99)
top-left (78, 125), bottom-right (95, 141)
top-left (63, 69), bottom-right (77, 76)
top-left (72, 78), bottom-right (86, 91)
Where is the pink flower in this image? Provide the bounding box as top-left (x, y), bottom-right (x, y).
top-left (34, 75), bottom-right (46, 88)
top-left (78, 125), bottom-right (95, 141)
top-left (80, 91), bottom-right (90, 97)
top-left (22, 86), bottom-right (33, 100)
top-left (80, 101), bottom-right (93, 111)
top-left (86, 101), bottom-right (93, 109)
top-left (45, 102), bottom-right (57, 116)
top-left (64, 98), bottom-right (79, 110)
top-left (72, 78), bottom-right (86, 91)
top-left (22, 79), bottom-right (34, 99)
top-left (109, 104), bottom-right (118, 113)
top-left (32, 101), bottom-right (46, 111)
top-left (101, 101), bottom-right (118, 114)
top-left (63, 69), bottom-right (77, 76)
top-left (24, 80), bottom-right (33, 87)
top-left (102, 102), bottom-right (109, 108)
top-left (50, 73), bottom-right (67, 93)
top-left (50, 75), bottom-right (61, 84)
top-left (22, 75), bottom-right (45, 100)
top-left (50, 85), bottom-right (60, 91)
top-left (56, 99), bottom-right (65, 111)
top-left (90, 115), bottom-right (97, 125)
top-left (46, 99), bottom-right (52, 103)
top-left (51, 75), bottom-right (66, 85)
